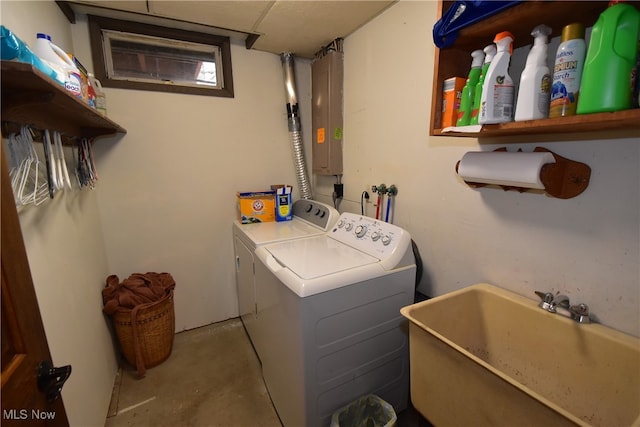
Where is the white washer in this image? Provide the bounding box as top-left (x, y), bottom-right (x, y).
top-left (233, 200), bottom-right (339, 356)
top-left (254, 212), bottom-right (416, 427)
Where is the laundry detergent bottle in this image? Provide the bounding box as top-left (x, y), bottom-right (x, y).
top-left (515, 24), bottom-right (552, 121)
top-left (470, 43), bottom-right (496, 125)
top-left (89, 73), bottom-right (107, 116)
top-left (577, 1), bottom-right (640, 114)
top-left (32, 33), bottom-right (82, 99)
top-left (0, 26), bottom-right (61, 84)
top-left (456, 49), bottom-right (485, 126)
top-left (479, 31), bottom-right (515, 124)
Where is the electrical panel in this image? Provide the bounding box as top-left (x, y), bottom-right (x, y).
top-left (312, 50), bottom-right (343, 175)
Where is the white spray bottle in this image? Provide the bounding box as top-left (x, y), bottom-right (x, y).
top-left (515, 24), bottom-right (552, 121)
top-left (479, 31), bottom-right (515, 124)
top-left (470, 44), bottom-right (497, 125)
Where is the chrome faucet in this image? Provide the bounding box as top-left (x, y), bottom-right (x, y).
top-left (534, 291), bottom-right (591, 324)
top-left (549, 294), bottom-right (570, 313)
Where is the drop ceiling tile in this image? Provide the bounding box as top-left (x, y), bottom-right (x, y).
top-left (252, 0), bottom-right (394, 58)
top-left (71, 0), bottom-right (149, 14)
top-left (148, 1), bottom-right (274, 33)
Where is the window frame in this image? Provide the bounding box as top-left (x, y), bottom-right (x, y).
top-left (88, 15), bottom-right (234, 98)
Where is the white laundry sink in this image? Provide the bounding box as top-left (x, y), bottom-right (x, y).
top-left (400, 283), bottom-right (640, 427)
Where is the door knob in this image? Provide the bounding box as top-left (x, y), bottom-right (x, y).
top-left (37, 361), bottom-right (71, 402)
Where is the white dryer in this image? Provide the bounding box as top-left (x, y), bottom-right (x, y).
top-left (233, 199), bottom-right (339, 356)
top-left (254, 212), bottom-right (416, 427)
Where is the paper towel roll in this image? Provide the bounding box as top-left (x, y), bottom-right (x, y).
top-left (457, 151), bottom-right (556, 189)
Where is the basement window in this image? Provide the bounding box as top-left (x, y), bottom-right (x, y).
top-left (88, 15), bottom-right (234, 98)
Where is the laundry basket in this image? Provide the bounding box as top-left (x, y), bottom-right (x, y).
top-left (103, 273), bottom-right (176, 377)
top-left (112, 291), bottom-right (175, 376)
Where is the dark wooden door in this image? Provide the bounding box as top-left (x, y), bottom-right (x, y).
top-left (1, 146), bottom-right (69, 426)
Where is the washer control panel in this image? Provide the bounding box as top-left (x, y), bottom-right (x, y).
top-left (292, 200), bottom-right (340, 231)
top-left (331, 212), bottom-right (410, 261)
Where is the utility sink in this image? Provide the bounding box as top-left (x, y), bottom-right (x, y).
top-left (400, 283), bottom-right (640, 427)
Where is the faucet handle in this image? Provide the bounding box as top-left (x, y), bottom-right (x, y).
top-left (569, 303), bottom-right (591, 324)
top-left (534, 291), bottom-right (554, 310)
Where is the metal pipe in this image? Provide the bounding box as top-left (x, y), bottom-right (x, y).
top-left (281, 52), bottom-right (312, 200)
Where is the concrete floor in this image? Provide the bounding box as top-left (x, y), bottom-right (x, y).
top-left (104, 318), bottom-right (431, 427)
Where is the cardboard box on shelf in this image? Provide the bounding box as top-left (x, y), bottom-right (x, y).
top-left (441, 77), bottom-right (465, 128)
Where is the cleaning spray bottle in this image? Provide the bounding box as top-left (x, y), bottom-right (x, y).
top-left (470, 44), bottom-right (497, 125)
top-left (549, 23), bottom-right (586, 118)
top-left (456, 49), bottom-right (485, 126)
top-left (479, 31), bottom-right (515, 124)
top-left (515, 24), bottom-right (552, 121)
top-left (577, 1), bottom-right (640, 114)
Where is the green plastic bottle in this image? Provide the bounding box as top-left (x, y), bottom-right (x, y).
top-left (577, 1), bottom-right (640, 114)
top-left (456, 49), bottom-right (485, 126)
top-left (470, 44), bottom-right (497, 125)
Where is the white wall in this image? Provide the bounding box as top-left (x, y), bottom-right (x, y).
top-left (315, 0), bottom-right (639, 337)
top-left (69, 16), bottom-right (312, 332)
top-left (1, 2), bottom-right (118, 426)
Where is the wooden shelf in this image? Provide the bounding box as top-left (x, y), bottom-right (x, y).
top-left (436, 109), bottom-right (640, 138)
top-left (1, 60), bottom-right (126, 139)
top-left (430, 1), bottom-right (640, 140)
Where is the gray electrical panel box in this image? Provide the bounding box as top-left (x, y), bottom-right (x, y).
top-left (312, 50), bottom-right (343, 175)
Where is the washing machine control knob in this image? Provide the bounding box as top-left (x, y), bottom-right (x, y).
top-left (305, 204), bottom-right (313, 213)
top-left (315, 208), bottom-right (321, 216)
top-left (355, 225), bottom-right (367, 238)
top-left (345, 223), bottom-right (354, 231)
top-left (371, 231), bottom-right (381, 241)
top-left (381, 235), bottom-right (392, 246)
top-left (337, 220), bottom-right (345, 228)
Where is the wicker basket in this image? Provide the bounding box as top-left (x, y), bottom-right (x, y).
top-left (111, 291), bottom-right (175, 377)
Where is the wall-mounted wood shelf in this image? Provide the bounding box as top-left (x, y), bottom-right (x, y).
top-left (430, 1), bottom-right (640, 140)
top-left (439, 109), bottom-right (640, 138)
top-left (1, 61), bottom-right (126, 139)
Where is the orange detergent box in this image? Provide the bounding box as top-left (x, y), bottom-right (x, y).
top-left (237, 191), bottom-right (275, 224)
top-left (441, 77), bottom-right (465, 128)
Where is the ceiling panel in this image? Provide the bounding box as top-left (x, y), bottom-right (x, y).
top-left (62, 0), bottom-right (396, 58)
top-left (148, 1), bottom-right (274, 33)
top-left (252, 0), bottom-right (394, 58)
top-left (69, 0), bottom-right (149, 14)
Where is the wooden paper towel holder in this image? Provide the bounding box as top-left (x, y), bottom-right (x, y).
top-left (455, 147), bottom-right (591, 199)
